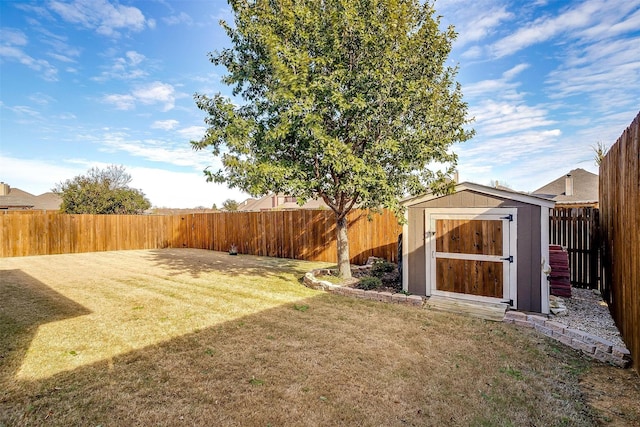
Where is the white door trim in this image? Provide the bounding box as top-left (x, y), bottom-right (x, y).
top-left (425, 208), bottom-right (518, 308)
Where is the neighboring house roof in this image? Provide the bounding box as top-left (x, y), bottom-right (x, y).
top-left (401, 181), bottom-right (556, 208)
top-left (532, 168), bottom-right (598, 204)
top-left (238, 194), bottom-right (328, 211)
top-left (0, 188), bottom-right (35, 209)
top-left (0, 184), bottom-right (61, 210)
top-left (35, 192), bottom-right (63, 210)
top-left (237, 197), bottom-right (262, 211)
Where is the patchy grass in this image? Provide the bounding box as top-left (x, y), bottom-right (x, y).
top-left (0, 249), bottom-right (638, 426)
top-left (314, 272), bottom-right (345, 285)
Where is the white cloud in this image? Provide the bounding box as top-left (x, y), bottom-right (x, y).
top-left (462, 63), bottom-right (529, 101)
top-left (28, 93), bottom-right (56, 105)
top-left (546, 37), bottom-right (640, 108)
top-left (489, 0), bottom-right (640, 58)
top-left (48, 0), bottom-right (150, 37)
top-left (460, 45), bottom-right (484, 60)
top-left (177, 126), bottom-right (206, 140)
top-left (489, 1), bottom-right (595, 57)
top-left (454, 7), bottom-right (512, 47)
top-left (98, 131), bottom-right (212, 169)
top-left (502, 63), bottom-right (530, 80)
top-left (47, 52), bottom-right (76, 63)
top-left (93, 50), bottom-right (148, 81)
top-left (133, 81), bottom-right (178, 111)
top-left (163, 12), bottom-right (193, 26)
top-left (128, 167), bottom-right (247, 208)
top-left (456, 128), bottom-right (567, 191)
top-left (55, 112), bottom-right (77, 120)
top-left (151, 119), bottom-right (179, 130)
top-left (1, 28), bottom-right (28, 46)
top-left (471, 101), bottom-right (557, 137)
top-left (8, 105), bottom-right (42, 117)
top-left (125, 50), bottom-right (145, 66)
top-left (0, 31), bottom-right (58, 81)
top-left (103, 81), bottom-right (183, 111)
top-left (0, 156), bottom-right (86, 195)
top-left (103, 94), bottom-right (136, 110)
top-left (0, 156), bottom-right (247, 208)
top-left (39, 31), bottom-right (82, 63)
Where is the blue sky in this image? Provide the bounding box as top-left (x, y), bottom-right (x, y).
top-left (1, 0), bottom-right (638, 208)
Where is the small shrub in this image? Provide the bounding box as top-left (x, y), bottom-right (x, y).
top-left (371, 260), bottom-right (396, 277)
top-left (358, 276), bottom-right (382, 290)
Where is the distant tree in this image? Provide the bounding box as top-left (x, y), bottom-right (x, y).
top-left (222, 199), bottom-right (239, 211)
top-left (192, 0), bottom-right (473, 277)
top-left (211, 203), bottom-right (218, 210)
top-left (591, 141), bottom-right (609, 166)
top-left (53, 165), bottom-right (151, 214)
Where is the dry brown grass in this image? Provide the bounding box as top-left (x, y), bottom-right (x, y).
top-left (0, 249), bottom-right (637, 426)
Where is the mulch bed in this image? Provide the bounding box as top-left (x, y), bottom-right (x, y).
top-left (316, 262), bottom-right (403, 294)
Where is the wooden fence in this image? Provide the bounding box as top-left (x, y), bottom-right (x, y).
top-left (599, 111), bottom-right (639, 371)
top-left (0, 209), bottom-right (402, 265)
top-left (549, 207), bottom-right (600, 289)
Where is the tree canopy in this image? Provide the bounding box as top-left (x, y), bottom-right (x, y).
top-left (53, 165), bottom-right (151, 214)
top-left (222, 199), bottom-right (239, 211)
top-left (192, 0), bottom-right (473, 276)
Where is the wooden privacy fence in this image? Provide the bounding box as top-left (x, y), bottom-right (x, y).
top-left (549, 207), bottom-right (600, 289)
top-left (0, 209), bottom-right (402, 265)
top-left (599, 111), bottom-right (640, 371)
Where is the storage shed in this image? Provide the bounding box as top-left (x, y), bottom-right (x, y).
top-left (401, 182), bottom-right (555, 314)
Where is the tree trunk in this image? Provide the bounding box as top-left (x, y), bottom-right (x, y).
top-left (336, 215), bottom-right (352, 279)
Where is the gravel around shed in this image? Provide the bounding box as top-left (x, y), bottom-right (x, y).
top-left (550, 287), bottom-right (625, 348)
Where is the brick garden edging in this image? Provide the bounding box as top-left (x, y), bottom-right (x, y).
top-left (303, 268), bottom-right (424, 307)
top-left (504, 311), bottom-right (632, 368)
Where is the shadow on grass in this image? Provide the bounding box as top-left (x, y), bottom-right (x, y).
top-left (0, 269), bottom-right (91, 384)
top-left (0, 287), bottom-right (609, 427)
top-left (144, 248), bottom-right (335, 280)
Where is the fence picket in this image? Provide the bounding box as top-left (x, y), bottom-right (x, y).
top-left (549, 207), bottom-right (600, 289)
top-left (600, 111), bottom-right (639, 372)
top-left (0, 209), bottom-right (401, 265)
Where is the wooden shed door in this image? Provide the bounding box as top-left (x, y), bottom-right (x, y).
top-left (428, 211), bottom-right (516, 306)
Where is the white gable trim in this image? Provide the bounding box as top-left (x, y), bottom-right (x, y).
top-left (402, 182), bottom-right (556, 209)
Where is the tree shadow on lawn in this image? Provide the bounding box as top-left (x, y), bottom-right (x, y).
top-left (0, 269), bottom-right (91, 385)
top-left (0, 290), bottom-right (617, 427)
top-left (144, 248), bottom-right (335, 280)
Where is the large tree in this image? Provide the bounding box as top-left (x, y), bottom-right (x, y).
top-left (53, 165), bottom-right (151, 214)
top-left (192, 0), bottom-right (473, 277)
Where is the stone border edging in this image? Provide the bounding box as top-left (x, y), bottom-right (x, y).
top-left (504, 311), bottom-right (632, 368)
top-left (303, 268), bottom-right (424, 307)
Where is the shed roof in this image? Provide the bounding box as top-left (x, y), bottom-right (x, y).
top-left (402, 182), bottom-right (556, 208)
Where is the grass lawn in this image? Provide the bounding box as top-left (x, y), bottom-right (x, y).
top-left (1, 249), bottom-right (638, 426)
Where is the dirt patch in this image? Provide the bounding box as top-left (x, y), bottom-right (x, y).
top-left (580, 365), bottom-right (640, 426)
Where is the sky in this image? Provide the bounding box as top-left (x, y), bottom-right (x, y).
top-left (1, 0), bottom-right (638, 208)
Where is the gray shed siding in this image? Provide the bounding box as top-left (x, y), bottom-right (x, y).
top-left (406, 190), bottom-right (542, 312)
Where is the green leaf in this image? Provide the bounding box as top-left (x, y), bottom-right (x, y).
top-left (192, 0), bottom-right (474, 276)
